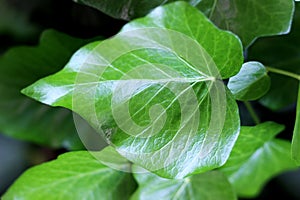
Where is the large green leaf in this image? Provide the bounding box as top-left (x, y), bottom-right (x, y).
top-left (220, 122), bottom-right (297, 197)
top-left (227, 61), bottom-right (270, 101)
top-left (131, 166), bottom-right (236, 200)
top-left (22, 2), bottom-right (243, 178)
top-left (121, 2), bottom-right (243, 79)
top-left (2, 151), bottom-right (136, 200)
top-left (75, 0), bottom-right (295, 47)
top-left (248, 3), bottom-right (300, 110)
top-left (0, 29), bottom-right (96, 150)
top-left (292, 82), bottom-right (300, 165)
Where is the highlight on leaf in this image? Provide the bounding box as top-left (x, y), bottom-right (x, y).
top-left (22, 2), bottom-right (243, 179)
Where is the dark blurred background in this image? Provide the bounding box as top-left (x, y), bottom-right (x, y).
top-left (0, 0), bottom-right (299, 199)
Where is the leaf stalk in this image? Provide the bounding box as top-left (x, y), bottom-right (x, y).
top-left (244, 101), bottom-right (260, 125)
top-left (266, 66), bottom-right (300, 80)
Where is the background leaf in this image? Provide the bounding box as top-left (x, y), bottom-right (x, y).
top-left (75, 0), bottom-right (295, 47)
top-left (248, 3), bottom-right (300, 110)
top-left (292, 82), bottom-right (300, 165)
top-left (0, 29), bottom-right (96, 150)
top-left (73, 0), bottom-right (174, 20)
top-left (202, 0), bottom-right (295, 47)
top-left (22, 2), bottom-right (242, 178)
top-left (227, 61), bottom-right (270, 101)
top-left (220, 122), bottom-right (298, 197)
top-left (131, 167), bottom-right (236, 200)
top-left (2, 151), bottom-right (137, 200)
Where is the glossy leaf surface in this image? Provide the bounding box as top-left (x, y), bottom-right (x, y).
top-left (22, 2), bottom-right (243, 178)
top-left (228, 61), bottom-right (270, 101)
top-left (131, 167), bottom-right (236, 200)
top-left (220, 122), bottom-right (297, 197)
top-left (2, 151), bottom-right (136, 200)
top-left (204, 0), bottom-right (295, 47)
top-left (121, 2), bottom-right (243, 79)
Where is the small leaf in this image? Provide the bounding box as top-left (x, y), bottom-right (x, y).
top-left (292, 82), bottom-right (300, 165)
top-left (227, 61), bottom-right (270, 101)
top-left (0, 29), bottom-right (97, 150)
top-left (22, 2), bottom-right (243, 178)
top-left (220, 122), bottom-right (297, 197)
top-left (131, 166), bottom-right (236, 200)
top-left (2, 151), bottom-right (136, 200)
top-left (248, 3), bottom-right (300, 110)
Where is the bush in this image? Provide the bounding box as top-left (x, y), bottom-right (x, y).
top-left (1, 0), bottom-right (300, 199)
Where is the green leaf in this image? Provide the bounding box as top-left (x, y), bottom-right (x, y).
top-left (73, 0), bottom-right (170, 20)
top-left (292, 82), bottom-right (300, 165)
top-left (2, 151), bottom-right (136, 200)
top-left (22, 2), bottom-right (243, 178)
top-left (0, 29), bottom-right (96, 150)
top-left (131, 166), bottom-right (236, 200)
top-left (220, 122), bottom-right (298, 197)
top-left (227, 61), bottom-right (270, 101)
top-left (202, 0), bottom-right (295, 47)
top-left (95, 146), bottom-right (132, 172)
top-left (121, 2), bottom-right (243, 79)
top-left (248, 3), bottom-right (300, 110)
top-left (76, 0), bottom-right (295, 47)
top-left (73, 0), bottom-right (205, 20)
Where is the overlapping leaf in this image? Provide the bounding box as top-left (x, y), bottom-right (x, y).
top-left (22, 2), bottom-right (243, 178)
top-left (73, 0), bottom-right (176, 20)
top-left (0, 29), bottom-right (96, 150)
top-left (220, 122), bottom-right (297, 197)
top-left (2, 151), bottom-right (136, 200)
top-left (131, 167), bottom-right (236, 200)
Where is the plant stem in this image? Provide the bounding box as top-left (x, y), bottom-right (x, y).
top-left (266, 66), bottom-right (300, 80)
top-left (244, 101), bottom-right (260, 125)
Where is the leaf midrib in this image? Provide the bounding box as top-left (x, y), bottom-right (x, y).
top-left (72, 77), bottom-right (215, 86)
